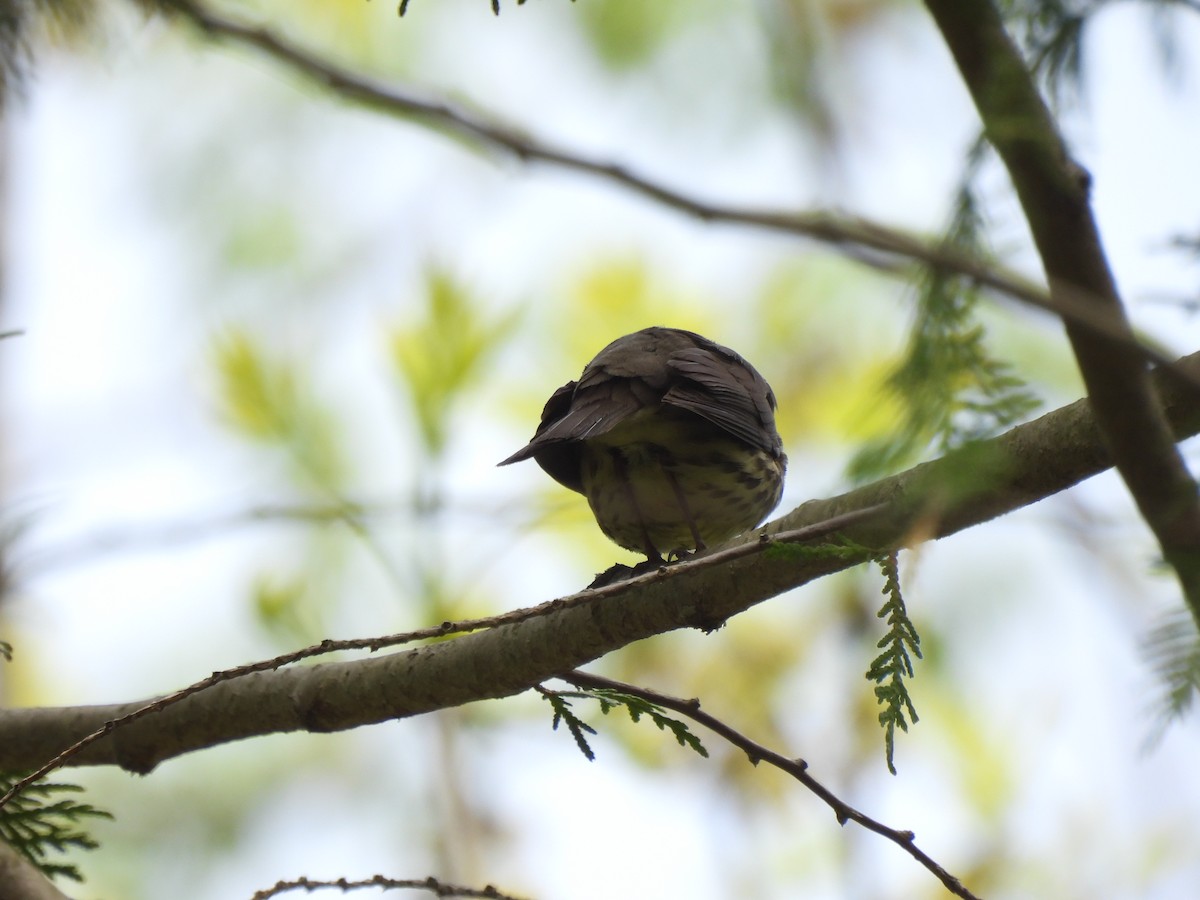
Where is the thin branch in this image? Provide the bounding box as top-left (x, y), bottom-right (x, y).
top-left (923, 0), bottom-right (1200, 628)
top-left (148, 0), bottom-right (1200, 389)
top-left (18, 496), bottom-right (555, 574)
top-left (561, 671), bottom-right (979, 900)
top-left (251, 875), bottom-right (528, 900)
top-left (20, 501), bottom-right (389, 574)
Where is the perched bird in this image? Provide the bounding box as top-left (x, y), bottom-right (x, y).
top-left (499, 326), bottom-right (787, 561)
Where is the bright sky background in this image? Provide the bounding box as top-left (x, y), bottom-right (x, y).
top-left (4, 2), bottom-right (1200, 899)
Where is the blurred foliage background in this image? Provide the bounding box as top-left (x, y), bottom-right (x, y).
top-left (3, 0), bottom-right (1200, 898)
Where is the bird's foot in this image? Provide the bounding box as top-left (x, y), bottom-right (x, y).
top-left (588, 553), bottom-right (678, 588)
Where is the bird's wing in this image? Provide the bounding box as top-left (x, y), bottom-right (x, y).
top-left (503, 331), bottom-right (678, 461)
top-left (497, 372), bottom-right (660, 492)
top-left (497, 327), bottom-right (783, 490)
top-left (663, 343), bottom-right (782, 456)
top-left (496, 380), bottom-right (579, 466)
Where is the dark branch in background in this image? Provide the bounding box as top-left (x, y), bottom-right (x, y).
top-left (923, 0), bottom-right (1200, 630)
top-left (251, 875), bottom-right (528, 900)
top-left (562, 671), bottom-right (979, 900)
top-left (149, 0), bottom-right (1200, 390)
top-left (0, 772), bottom-right (110, 884)
top-left (5, 351), bottom-right (1200, 784)
top-left (20, 499), bottom-right (409, 574)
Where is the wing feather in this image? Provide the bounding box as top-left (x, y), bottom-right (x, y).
top-left (498, 326), bottom-right (783, 493)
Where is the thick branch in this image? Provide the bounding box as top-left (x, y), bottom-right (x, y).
top-left (922, 0), bottom-right (1200, 624)
top-left (3, 351), bottom-right (1200, 775)
top-left (0, 843), bottom-right (73, 900)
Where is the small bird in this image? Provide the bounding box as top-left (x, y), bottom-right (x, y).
top-left (499, 326), bottom-right (787, 562)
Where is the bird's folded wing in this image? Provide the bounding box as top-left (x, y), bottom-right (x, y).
top-left (663, 349), bottom-right (780, 455)
top-left (497, 373), bottom-right (657, 465)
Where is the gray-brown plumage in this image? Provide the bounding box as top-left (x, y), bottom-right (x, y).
top-left (499, 326), bottom-right (787, 561)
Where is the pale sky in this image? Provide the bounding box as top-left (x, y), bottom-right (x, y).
top-left (4, 3), bottom-right (1200, 899)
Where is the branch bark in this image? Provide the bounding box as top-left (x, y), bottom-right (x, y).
top-left (922, 0), bottom-right (1200, 625)
top-left (4, 350), bottom-right (1200, 776)
top-left (0, 842), bottom-right (74, 900)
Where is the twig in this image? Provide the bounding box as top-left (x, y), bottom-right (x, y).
top-left (251, 875), bottom-right (528, 900)
top-left (561, 670), bottom-right (980, 900)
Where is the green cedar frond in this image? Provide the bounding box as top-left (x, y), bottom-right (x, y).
top-left (540, 688), bottom-right (708, 761)
top-left (590, 688), bottom-right (709, 758)
top-left (1143, 605), bottom-right (1200, 747)
top-left (0, 772), bottom-right (112, 883)
top-left (865, 552), bottom-right (922, 775)
top-left (1000, 0), bottom-right (1195, 101)
top-left (542, 691), bottom-right (598, 761)
top-left (848, 167), bottom-right (1040, 482)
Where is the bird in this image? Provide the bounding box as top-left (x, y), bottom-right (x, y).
top-left (499, 326), bottom-right (787, 562)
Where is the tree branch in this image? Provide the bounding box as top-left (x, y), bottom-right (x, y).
top-left (0, 506), bottom-right (886, 806)
top-left (251, 875), bottom-right (528, 900)
top-left (3, 350), bottom-right (1200, 778)
top-left (146, 0), bottom-right (1200, 387)
top-left (561, 671), bottom-right (980, 900)
top-left (3, 516), bottom-right (897, 822)
top-left (922, 0), bottom-right (1200, 625)
top-left (0, 842), bottom-right (73, 900)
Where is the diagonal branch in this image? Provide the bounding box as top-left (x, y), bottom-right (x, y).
top-left (923, 0), bottom-right (1200, 627)
top-left (0, 507), bottom-right (886, 807)
top-left (147, 0), bottom-right (1200, 386)
top-left (3, 350), bottom-right (1200, 779)
top-left (0, 842), bottom-right (73, 900)
top-left (561, 670), bottom-right (979, 900)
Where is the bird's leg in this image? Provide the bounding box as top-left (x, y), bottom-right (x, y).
top-left (611, 449), bottom-right (664, 563)
top-left (661, 461), bottom-right (706, 553)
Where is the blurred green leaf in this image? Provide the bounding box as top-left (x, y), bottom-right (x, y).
top-left (220, 204), bottom-right (304, 273)
top-left (212, 329), bottom-right (347, 490)
top-left (1144, 605), bottom-right (1200, 745)
top-left (848, 179), bottom-right (1041, 482)
top-left (0, 772), bottom-right (112, 883)
top-left (389, 271), bottom-right (521, 456)
top-left (1000, 0), bottom-right (1195, 101)
top-left (251, 571), bottom-right (325, 644)
top-left (577, 0), bottom-right (691, 69)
